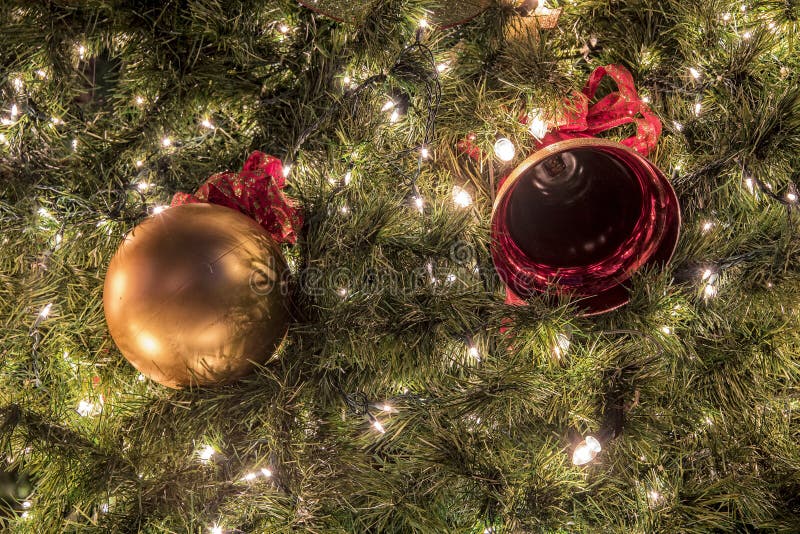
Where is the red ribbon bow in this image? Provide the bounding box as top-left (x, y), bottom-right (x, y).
top-left (171, 151), bottom-right (303, 244)
top-left (542, 64), bottom-right (661, 155)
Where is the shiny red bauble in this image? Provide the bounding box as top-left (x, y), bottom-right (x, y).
top-left (491, 138), bottom-right (680, 314)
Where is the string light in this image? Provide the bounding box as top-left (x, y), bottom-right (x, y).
top-left (135, 160), bottom-right (144, 168)
top-left (151, 205), bottom-right (168, 215)
top-left (337, 287), bottom-right (348, 298)
top-left (786, 192), bottom-right (797, 203)
top-left (78, 44), bottom-right (86, 59)
top-left (339, 204), bottom-right (350, 215)
top-left (389, 109), bottom-right (400, 123)
top-left (468, 345), bottom-right (481, 361)
top-left (660, 326), bottom-right (672, 335)
top-left (744, 177), bottom-right (755, 194)
top-left (197, 444), bottom-right (216, 462)
top-left (379, 403), bottom-right (394, 412)
top-left (38, 303), bottom-right (53, 319)
top-left (200, 118), bottom-right (214, 129)
top-left (528, 109), bottom-right (547, 139)
top-left (10, 104), bottom-right (19, 118)
top-left (722, 12), bottom-right (731, 21)
top-left (35, 69), bottom-right (47, 79)
top-left (418, 18), bottom-right (429, 29)
top-left (452, 185), bottom-right (472, 208)
top-left (282, 164), bottom-right (292, 178)
top-left (413, 195), bottom-right (424, 212)
top-left (12, 77), bottom-right (23, 90)
top-left (135, 96), bottom-right (144, 106)
top-left (493, 137), bottom-right (515, 162)
top-left (742, 31), bottom-right (752, 40)
top-left (689, 67), bottom-right (701, 80)
top-left (209, 525), bottom-right (223, 534)
top-left (701, 220), bottom-right (714, 233)
top-left (672, 121), bottom-right (683, 132)
top-left (343, 170), bottom-right (352, 185)
top-left (694, 102), bottom-right (702, 116)
top-left (381, 99), bottom-right (395, 112)
top-left (261, 468), bottom-right (272, 477)
top-left (436, 62), bottom-right (449, 73)
top-left (278, 23), bottom-right (289, 34)
top-left (161, 136), bottom-right (172, 147)
top-left (553, 333), bottom-right (570, 358)
top-left (137, 181), bottom-right (150, 192)
top-left (372, 418), bottom-right (386, 433)
top-left (76, 398), bottom-right (103, 417)
top-left (420, 146), bottom-right (430, 159)
top-left (572, 435), bottom-right (602, 465)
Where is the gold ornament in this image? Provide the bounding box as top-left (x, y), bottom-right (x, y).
top-left (103, 203), bottom-right (290, 388)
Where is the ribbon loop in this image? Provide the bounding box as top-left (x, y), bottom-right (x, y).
top-left (553, 64), bottom-right (661, 155)
top-left (172, 151), bottom-right (303, 244)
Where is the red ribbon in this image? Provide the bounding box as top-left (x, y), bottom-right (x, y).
top-left (171, 151), bottom-right (303, 245)
top-left (543, 64), bottom-right (661, 156)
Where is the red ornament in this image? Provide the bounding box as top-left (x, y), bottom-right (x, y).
top-left (490, 65), bottom-right (680, 314)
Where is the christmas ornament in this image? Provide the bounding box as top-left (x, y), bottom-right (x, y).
top-left (298, 0), bottom-right (489, 28)
top-left (490, 65), bottom-right (680, 314)
top-left (104, 152), bottom-right (302, 388)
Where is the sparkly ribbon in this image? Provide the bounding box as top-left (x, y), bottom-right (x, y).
top-left (542, 64), bottom-right (661, 156)
top-left (171, 151), bottom-right (302, 245)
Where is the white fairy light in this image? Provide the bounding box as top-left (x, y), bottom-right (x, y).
top-left (197, 444), bottom-right (216, 462)
top-left (151, 205), bottom-right (168, 215)
top-left (261, 468), bottom-right (272, 477)
top-left (161, 136), bottom-right (172, 147)
top-left (339, 204), bottom-right (349, 215)
top-left (209, 525), bottom-right (223, 534)
top-left (12, 77), bottom-right (23, 90)
top-left (740, 4), bottom-right (747, 11)
top-left (54, 233), bottom-right (62, 246)
top-left (200, 118), bottom-right (214, 129)
top-left (722, 12), bottom-right (731, 21)
top-left (420, 146), bottom-right (430, 159)
top-left (786, 192), bottom-right (797, 202)
top-left (10, 104), bottom-right (19, 118)
top-left (413, 195), bottom-right (424, 212)
top-left (343, 170), bottom-right (352, 185)
top-left (137, 373), bottom-right (146, 382)
top-left (78, 44), bottom-right (86, 58)
top-left (389, 109), bottom-right (400, 123)
top-left (76, 398), bottom-right (102, 417)
top-left (704, 283), bottom-right (718, 299)
top-left (468, 345), bottom-right (481, 361)
top-left (283, 164), bottom-right (292, 178)
top-left (50, 116), bottom-right (63, 125)
top-left (446, 273), bottom-right (456, 284)
top-left (242, 472), bottom-right (257, 481)
top-left (742, 31), bottom-right (752, 40)
top-left (493, 137), bottom-right (515, 162)
top-left (135, 96), bottom-right (144, 106)
top-left (673, 121), bottom-right (683, 132)
top-left (418, 18), bottom-right (428, 28)
top-left (647, 489), bottom-right (662, 505)
top-left (689, 67), bottom-right (701, 80)
top-left (342, 75), bottom-right (351, 85)
top-left (452, 185), bottom-right (473, 208)
top-left (642, 95), bottom-right (651, 104)
top-left (528, 109), bottom-right (547, 139)
top-left (553, 333), bottom-right (570, 358)
top-left (572, 435), bottom-right (602, 465)
top-left (372, 418), bottom-right (386, 433)
top-left (135, 160), bottom-right (144, 168)
top-left (0, 133), bottom-right (6, 144)
top-left (380, 403), bottom-right (394, 412)
top-left (39, 303), bottom-right (53, 319)
top-left (744, 177), bottom-right (755, 193)
top-left (337, 287), bottom-right (348, 298)
top-left (36, 69), bottom-right (48, 78)
top-left (701, 220), bottom-right (714, 233)
top-left (137, 181), bottom-right (150, 192)
top-left (436, 62), bottom-right (449, 73)
top-left (660, 326), bottom-right (672, 335)
top-left (694, 102), bottom-right (702, 116)
top-left (278, 23), bottom-right (289, 33)
top-left (381, 99), bottom-right (395, 112)
top-left (21, 511), bottom-right (30, 519)
top-left (21, 501), bottom-right (31, 509)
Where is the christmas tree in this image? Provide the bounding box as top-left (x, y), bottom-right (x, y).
top-left (2, 0), bottom-right (800, 532)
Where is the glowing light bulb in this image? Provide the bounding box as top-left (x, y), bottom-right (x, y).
top-left (381, 99), bottom-right (395, 112)
top-left (704, 283), bottom-right (718, 299)
top-left (436, 62), bottom-right (449, 73)
top-left (468, 345), bottom-right (480, 361)
top-left (12, 77), bottom-right (23, 90)
top-left (36, 69), bottom-right (47, 78)
top-left (413, 195), bottom-right (424, 212)
top-left (200, 118), bottom-right (214, 129)
top-left (418, 18), bottom-right (429, 28)
top-left (660, 326), bottom-right (672, 335)
top-left (642, 95), bottom-right (651, 103)
top-left (722, 12), bottom-right (731, 21)
top-left (137, 181), bottom-right (150, 192)
top-left (390, 110), bottom-right (400, 123)
top-left (76, 399), bottom-right (102, 417)
top-left (10, 104), bottom-right (19, 117)
top-left (689, 67), bottom-right (701, 79)
top-left (742, 31), bottom-right (752, 40)
top-left (694, 102), bottom-right (702, 116)
top-left (151, 205), bottom-right (168, 215)
top-left (78, 45), bottom-right (86, 58)
top-left (197, 444), bottom-right (216, 462)
top-left (278, 23), bottom-right (289, 33)
top-left (493, 137), bottom-right (515, 162)
top-left (673, 121), bottom-right (683, 132)
top-left (372, 419), bottom-right (386, 433)
top-left (261, 468), bottom-right (272, 477)
top-left (420, 146), bottom-right (430, 159)
top-left (380, 404), bottom-right (394, 412)
top-left (647, 489), bottom-right (662, 505)
top-left (744, 177), bottom-right (755, 193)
top-left (22, 501), bottom-right (31, 509)
top-left (572, 435), bottom-right (602, 465)
top-left (786, 192), bottom-right (797, 202)
top-left (528, 111), bottom-right (547, 139)
top-left (553, 333), bottom-right (570, 358)
top-left (242, 472), bottom-right (257, 481)
top-left (135, 160), bottom-right (144, 168)
top-left (209, 526), bottom-right (223, 534)
top-left (344, 170), bottom-right (352, 185)
top-left (452, 185), bottom-right (472, 207)
top-left (337, 287), bottom-right (348, 298)
top-left (135, 96), bottom-right (144, 106)
top-left (161, 137), bottom-right (172, 147)
top-left (39, 303), bottom-right (53, 318)
top-left (283, 164), bottom-right (292, 178)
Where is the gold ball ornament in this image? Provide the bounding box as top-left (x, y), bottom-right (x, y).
top-left (103, 203), bottom-right (290, 388)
